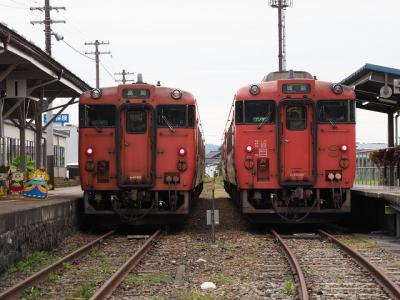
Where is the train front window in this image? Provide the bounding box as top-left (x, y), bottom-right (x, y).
top-left (235, 100), bottom-right (275, 124)
top-left (126, 109), bottom-right (147, 133)
top-left (318, 100), bottom-right (355, 124)
top-left (286, 106), bottom-right (307, 130)
top-left (79, 105), bottom-right (116, 127)
top-left (157, 105), bottom-right (195, 128)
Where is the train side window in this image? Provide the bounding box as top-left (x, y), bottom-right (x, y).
top-left (79, 105), bottom-right (116, 127)
top-left (157, 105), bottom-right (194, 128)
top-left (235, 101), bottom-right (243, 124)
top-left (286, 106), bottom-right (307, 130)
top-left (188, 105), bottom-right (195, 127)
top-left (244, 100), bottom-right (275, 124)
top-left (318, 100), bottom-right (355, 123)
top-left (126, 109), bottom-right (147, 133)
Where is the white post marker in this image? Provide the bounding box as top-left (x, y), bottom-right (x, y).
top-left (207, 175), bottom-right (219, 244)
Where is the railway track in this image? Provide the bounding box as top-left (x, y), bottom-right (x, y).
top-left (273, 230), bottom-right (400, 300)
top-left (0, 230), bottom-right (161, 300)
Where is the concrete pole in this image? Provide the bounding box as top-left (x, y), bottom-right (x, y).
top-left (35, 98), bottom-right (43, 168)
top-left (46, 102), bottom-right (54, 189)
top-left (18, 102), bottom-right (26, 172)
top-left (396, 212), bottom-right (400, 238)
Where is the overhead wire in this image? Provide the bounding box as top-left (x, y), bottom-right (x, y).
top-left (100, 61), bottom-right (117, 82)
top-left (61, 39), bottom-right (95, 61)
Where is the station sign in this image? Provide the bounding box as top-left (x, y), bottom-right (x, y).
top-left (394, 79), bottom-right (400, 94)
top-left (43, 113), bottom-right (70, 124)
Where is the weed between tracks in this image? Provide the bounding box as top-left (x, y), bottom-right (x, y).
top-left (338, 235), bottom-right (378, 249)
top-left (124, 273), bottom-right (173, 285)
top-left (5, 251), bottom-right (56, 276)
top-left (176, 289), bottom-right (218, 300)
top-left (24, 286), bottom-right (40, 300)
top-left (73, 281), bottom-right (96, 300)
top-left (281, 279), bottom-right (294, 296)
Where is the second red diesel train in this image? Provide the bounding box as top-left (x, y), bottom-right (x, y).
top-left (222, 71), bottom-right (356, 222)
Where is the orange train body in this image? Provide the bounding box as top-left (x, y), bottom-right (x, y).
top-left (222, 71), bottom-right (356, 223)
top-left (79, 82), bottom-right (204, 224)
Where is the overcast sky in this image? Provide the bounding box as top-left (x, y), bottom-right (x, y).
top-left (1, 0), bottom-right (398, 145)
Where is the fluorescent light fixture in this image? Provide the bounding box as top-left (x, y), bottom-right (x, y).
top-left (378, 97), bottom-right (397, 104)
top-left (361, 101), bottom-right (369, 106)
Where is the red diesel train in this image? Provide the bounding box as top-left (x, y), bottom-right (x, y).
top-left (222, 71), bottom-right (356, 222)
top-left (79, 77), bottom-right (204, 224)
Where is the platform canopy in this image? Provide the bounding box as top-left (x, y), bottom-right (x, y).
top-left (0, 22), bottom-right (91, 118)
top-left (0, 22), bottom-right (92, 171)
top-left (340, 63), bottom-right (400, 114)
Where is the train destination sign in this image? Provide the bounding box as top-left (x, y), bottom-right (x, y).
top-left (122, 88), bottom-right (150, 99)
top-left (282, 83), bottom-right (311, 94)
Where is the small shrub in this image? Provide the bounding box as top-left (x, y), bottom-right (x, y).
top-left (281, 279), bottom-right (294, 295)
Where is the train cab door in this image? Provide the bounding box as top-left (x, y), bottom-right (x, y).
top-left (118, 104), bottom-right (156, 187)
top-left (279, 102), bottom-right (315, 185)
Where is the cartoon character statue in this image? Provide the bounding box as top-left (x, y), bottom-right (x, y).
top-left (0, 166), bottom-right (8, 197)
top-left (23, 169), bottom-right (49, 199)
top-left (9, 170), bottom-right (25, 195)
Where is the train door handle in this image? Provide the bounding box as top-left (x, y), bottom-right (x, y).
top-left (124, 142), bottom-right (130, 146)
top-left (281, 138), bottom-right (290, 143)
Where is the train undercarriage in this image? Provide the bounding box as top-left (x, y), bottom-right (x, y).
top-left (224, 181), bottom-right (350, 223)
top-left (83, 183), bottom-right (203, 225)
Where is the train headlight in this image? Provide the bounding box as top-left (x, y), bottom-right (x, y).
top-left (245, 145), bottom-right (253, 153)
top-left (86, 147), bottom-right (94, 155)
top-left (327, 172), bottom-right (335, 180)
top-left (171, 89), bottom-right (182, 100)
top-left (331, 84), bottom-right (343, 95)
top-left (335, 173), bottom-right (342, 180)
top-left (178, 148), bottom-right (186, 156)
top-left (90, 88), bottom-right (102, 99)
top-left (340, 144), bottom-right (348, 152)
top-left (249, 84), bottom-right (260, 95)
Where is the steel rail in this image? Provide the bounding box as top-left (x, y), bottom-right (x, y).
top-left (318, 229), bottom-right (400, 300)
top-left (90, 229), bottom-right (161, 300)
top-left (271, 230), bottom-right (309, 300)
top-left (0, 230), bottom-right (115, 300)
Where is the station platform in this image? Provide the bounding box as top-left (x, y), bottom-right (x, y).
top-left (352, 185), bottom-right (400, 207)
top-left (352, 185), bottom-right (400, 237)
top-left (0, 186), bottom-right (83, 273)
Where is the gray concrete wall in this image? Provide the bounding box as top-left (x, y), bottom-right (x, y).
top-left (0, 199), bottom-right (80, 273)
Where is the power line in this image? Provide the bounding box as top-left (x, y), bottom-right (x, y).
top-left (61, 39), bottom-right (94, 61)
top-left (0, 3), bottom-right (25, 9)
top-left (7, 0), bottom-right (29, 8)
top-left (85, 40), bottom-right (111, 88)
top-left (100, 62), bottom-right (117, 82)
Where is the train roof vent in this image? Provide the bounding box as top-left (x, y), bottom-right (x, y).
top-left (137, 73), bottom-right (143, 84)
top-left (262, 70), bottom-right (314, 81)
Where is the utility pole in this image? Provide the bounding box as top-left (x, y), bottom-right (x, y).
top-left (30, 0), bottom-right (66, 56)
top-left (114, 69), bottom-right (134, 84)
top-left (30, 0), bottom-right (65, 189)
top-left (269, 0), bottom-right (293, 72)
top-left (85, 40), bottom-right (111, 88)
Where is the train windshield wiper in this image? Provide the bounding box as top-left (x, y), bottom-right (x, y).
top-left (257, 112), bottom-right (272, 129)
top-left (91, 122), bottom-right (103, 133)
top-left (327, 118), bottom-right (337, 129)
top-left (162, 115), bottom-right (176, 133)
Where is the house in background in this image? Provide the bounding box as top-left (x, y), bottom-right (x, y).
top-left (205, 150), bottom-right (221, 177)
top-left (0, 120), bottom-right (68, 178)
